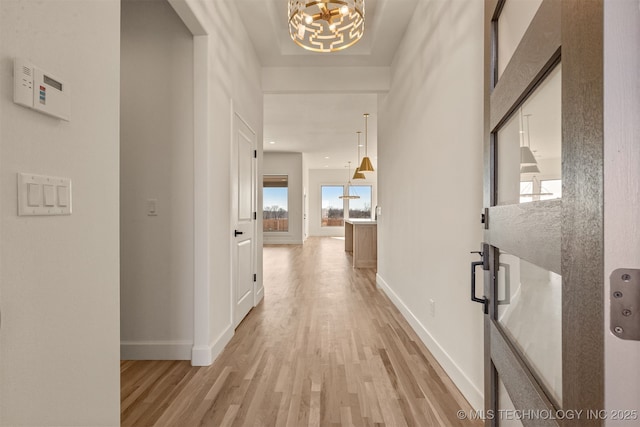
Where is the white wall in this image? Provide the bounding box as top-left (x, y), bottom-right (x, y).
top-left (179, 0), bottom-right (263, 365)
top-left (377, 0), bottom-right (485, 410)
top-left (263, 152), bottom-right (303, 244)
top-left (120, 0), bottom-right (194, 360)
top-left (308, 168), bottom-right (378, 237)
top-left (603, 0), bottom-right (640, 424)
top-left (0, 0), bottom-right (120, 424)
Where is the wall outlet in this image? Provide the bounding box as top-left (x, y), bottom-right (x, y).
top-left (429, 299), bottom-right (436, 317)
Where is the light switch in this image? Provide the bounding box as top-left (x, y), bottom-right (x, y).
top-left (57, 186), bottom-right (69, 207)
top-left (27, 183), bottom-right (41, 207)
top-left (147, 199), bottom-right (158, 216)
top-left (43, 185), bottom-right (55, 206)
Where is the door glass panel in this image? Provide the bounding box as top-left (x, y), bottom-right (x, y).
top-left (539, 179), bottom-right (561, 201)
top-left (497, 0), bottom-right (544, 78)
top-left (497, 252), bottom-right (562, 406)
top-left (497, 64), bottom-right (561, 205)
top-left (498, 377), bottom-right (525, 427)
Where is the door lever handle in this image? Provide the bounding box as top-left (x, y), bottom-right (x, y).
top-left (471, 260), bottom-right (488, 314)
top-left (234, 230), bottom-right (243, 237)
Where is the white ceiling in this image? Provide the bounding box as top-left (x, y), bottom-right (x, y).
top-left (234, 0), bottom-right (419, 169)
top-left (235, 0), bottom-right (420, 67)
top-left (264, 93), bottom-right (378, 169)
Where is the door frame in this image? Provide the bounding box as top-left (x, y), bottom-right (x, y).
top-left (482, 1), bottom-right (604, 425)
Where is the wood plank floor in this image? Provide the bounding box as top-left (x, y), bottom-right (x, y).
top-left (121, 237), bottom-right (481, 426)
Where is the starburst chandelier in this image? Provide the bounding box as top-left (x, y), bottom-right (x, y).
top-left (288, 0), bottom-right (365, 53)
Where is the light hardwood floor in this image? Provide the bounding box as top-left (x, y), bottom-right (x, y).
top-left (121, 237), bottom-right (480, 426)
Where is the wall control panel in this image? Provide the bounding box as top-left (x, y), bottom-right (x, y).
top-left (18, 173), bottom-right (72, 216)
top-left (13, 58), bottom-right (70, 121)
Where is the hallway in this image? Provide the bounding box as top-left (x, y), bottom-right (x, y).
top-left (121, 237), bottom-right (479, 426)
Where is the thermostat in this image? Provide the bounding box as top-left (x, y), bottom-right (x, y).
top-left (13, 58), bottom-right (70, 121)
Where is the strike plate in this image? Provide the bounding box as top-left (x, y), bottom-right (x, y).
top-left (610, 268), bottom-right (640, 341)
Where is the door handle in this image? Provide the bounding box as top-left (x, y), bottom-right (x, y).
top-left (234, 230), bottom-right (243, 237)
top-left (471, 259), bottom-right (488, 314)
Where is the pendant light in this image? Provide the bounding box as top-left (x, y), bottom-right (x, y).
top-left (353, 131), bottom-right (366, 180)
top-left (520, 111), bottom-right (537, 166)
top-left (339, 161), bottom-right (361, 200)
top-left (359, 113), bottom-right (374, 172)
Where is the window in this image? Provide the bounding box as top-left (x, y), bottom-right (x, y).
top-left (263, 175), bottom-right (288, 232)
top-left (321, 185), bottom-right (344, 227)
top-left (321, 184), bottom-right (373, 227)
top-left (540, 179), bottom-right (562, 201)
top-left (348, 185), bottom-right (372, 218)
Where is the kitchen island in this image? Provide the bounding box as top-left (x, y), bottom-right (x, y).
top-left (344, 219), bottom-right (377, 269)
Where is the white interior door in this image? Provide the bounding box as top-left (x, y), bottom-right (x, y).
top-left (232, 112), bottom-right (256, 328)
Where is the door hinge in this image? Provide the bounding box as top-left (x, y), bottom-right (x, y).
top-left (253, 273), bottom-right (257, 282)
top-left (253, 150), bottom-right (257, 158)
top-left (610, 269), bottom-right (640, 341)
top-left (253, 212), bottom-right (257, 220)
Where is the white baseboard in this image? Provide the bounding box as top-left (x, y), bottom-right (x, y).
top-left (120, 340), bottom-right (192, 360)
top-left (376, 273), bottom-right (484, 411)
top-left (191, 324), bottom-right (234, 366)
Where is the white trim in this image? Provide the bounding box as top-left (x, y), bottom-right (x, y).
top-left (121, 341), bottom-right (192, 360)
top-left (376, 273), bottom-right (484, 411)
top-left (167, 0), bottom-right (207, 35)
top-left (192, 34), bottom-right (211, 366)
top-left (255, 284), bottom-right (265, 305)
top-left (191, 324), bottom-right (234, 366)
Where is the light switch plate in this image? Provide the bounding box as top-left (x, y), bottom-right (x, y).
top-left (18, 173), bottom-right (72, 216)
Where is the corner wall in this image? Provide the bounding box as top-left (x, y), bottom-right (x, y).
top-left (377, 0), bottom-right (485, 410)
top-left (180, 0), bottom-right (263, 365)
top-left (263, 152), bottom-right (303, 244)
top-left (120, 0), bottom-right (194, 360)
top-left (0, 0), bottom-right (120, 424)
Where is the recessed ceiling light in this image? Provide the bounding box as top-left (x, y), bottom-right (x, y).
top-left (324, 165), bottom-right (329, 168)
top-left (269, 141), bottom-right (276, 145)
top-left (324, 156), bottom-right (330, 159)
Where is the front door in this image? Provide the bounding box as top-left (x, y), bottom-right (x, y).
top-left (232, 112), bottom-right (256, 328)
top-left (478, 1), bottom-right (604, 426)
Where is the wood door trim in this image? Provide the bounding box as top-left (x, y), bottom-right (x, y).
top-left (561, 0), bottom-right (604, 420)
top-left (490, 0), bottom-right (561, 132)
top-left (490, 321), bottom-right (560, 427)
top-left (485, 200), bottom-right (561, 274)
